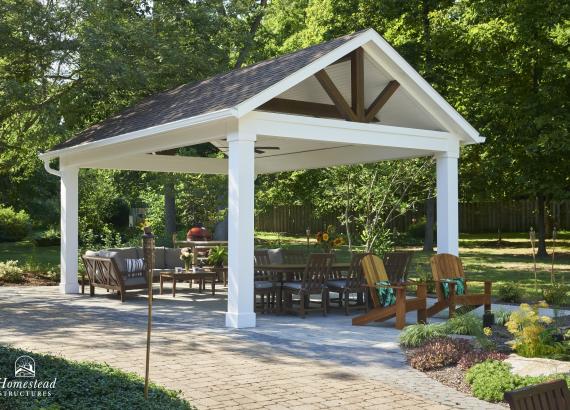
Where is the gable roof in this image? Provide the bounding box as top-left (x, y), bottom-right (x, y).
top-left (47, 28), bottom-right (483, 156)
top-left (50, 31), bottom-right (365, 151)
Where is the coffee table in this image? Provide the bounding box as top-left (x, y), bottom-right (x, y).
top-left (159, 270), bottom-right (218, 297)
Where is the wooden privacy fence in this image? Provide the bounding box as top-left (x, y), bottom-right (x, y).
top-left (255, 200), bottom-right (570, 234)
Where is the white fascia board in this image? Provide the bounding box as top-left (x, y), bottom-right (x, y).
top-left (83, 154), bottom-right (228, 174)
top-left (363, 32), bottom-right (483, 144)
top-left (39, 108), bottom-right (236, 161)
top-left (234, 29), bottom-right (377, 117)
top-left (243, 111), bottom-right (451, 152)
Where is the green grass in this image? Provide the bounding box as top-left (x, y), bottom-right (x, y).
top-left (0, 240), bottom-right (60, 272)
top-left (257, 231), bottom-right (570, 302)
top-left (0, 345), bottom-right (193, 410)
top-left (2, 231), bottom-right (569, 302)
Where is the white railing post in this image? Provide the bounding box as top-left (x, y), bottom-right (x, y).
top-left (225, 125), bottom-right (256, 328)
top-left (436, 151), bottom-right (459, 256)
top-left (60, 166), bottom-right (80, 294)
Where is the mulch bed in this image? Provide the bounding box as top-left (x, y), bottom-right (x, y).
top-left (0, 272), bottom-right (58, 286)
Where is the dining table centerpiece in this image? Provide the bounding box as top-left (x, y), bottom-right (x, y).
top-left (180, 247), bottom-right (193, 271)
top-left (315, 225), bottom-right (345, 253)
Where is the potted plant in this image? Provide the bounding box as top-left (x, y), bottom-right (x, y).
top-left (179, 248), bottom-right (192, 271)
top-left (207, 246), bottom-right (227, 267)
top-left (315, 225), bottom-right (345, 253)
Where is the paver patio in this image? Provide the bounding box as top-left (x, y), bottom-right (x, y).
top-left (0, 286), bottom-right (501, 409)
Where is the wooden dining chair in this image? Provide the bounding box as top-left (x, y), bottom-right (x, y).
top-left (254, 250), bottom-right (276, 313)
top-left (281, 248), bottom-right (308, 281)
top-left (282, 253), bottom-right (333, 318)
top-left (427, 253), bottom-right (492, 318)
top-left (383, 251), bottom-right (412, 283)
top-left (504, 379), bottom-right (570, 410)
top-left (326, 252), bottom-right (367, 315)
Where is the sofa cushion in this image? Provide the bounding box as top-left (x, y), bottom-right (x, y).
top-left (84, 250), bottom-right (99, 257)
top-left (153, 247), bottom-right (166, 269)
top-left (165, 248), bottom-right (184, 269)
top-left (123, 275), bottom-right (147, 287)
top-left (105, 248), bottom-right (138, 272)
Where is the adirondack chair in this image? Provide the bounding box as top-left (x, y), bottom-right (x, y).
top-left (352, 254), bottom-right (427, 329)
top-left (427, 253), bottom-right (492, 318)
top-left (504, 379), bottom-right (570, 410)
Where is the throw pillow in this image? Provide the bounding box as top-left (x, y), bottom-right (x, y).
top-left (125, 258), bottom-right (144, 273)
top-left (376, 280), bottom-right (396, 307)
top-left (441, 278), bottom-right (465, 299)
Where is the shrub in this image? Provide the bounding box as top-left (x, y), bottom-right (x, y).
top-left (399, 322), bottom-right (447, 348)
top-left (0, 345), bottom-right (193, 410)
top-left (494, 309), bottom-right (512, 326)
top-left (445, 313), bottom-right (483, 336)
top-left (408, 337), bottom-right (472, 371)
top-left (34, 227), bottom-right (61, 247)
top-left (506, 302), bottom-right (564, 357)
top-left (0, 260), bottom-right (24, 283)
top-left (0, 206), bottom-right (31, 242)
top-left (466, 360), bottom-right (570, 402)
top-left (416, 268), bottom-right (436, 294)
top-left (543, 283), bottom-right (568, 306)
top-left (457, 350), bottom-right (508, 370)
top-left (498, 282), bottom-right (524, 303)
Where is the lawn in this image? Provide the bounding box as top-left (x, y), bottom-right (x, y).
top-left (0, 240), bottom-right (60, 274)
top-left (257, 230), bottom-right (570, 303)
top-left (2, 231), bottom-right (569, 302)
top-left (0, 345), bottom-right (193, 410)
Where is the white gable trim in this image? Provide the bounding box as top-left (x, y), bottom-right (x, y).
top-left (236, 29), bottom-right (483, 145)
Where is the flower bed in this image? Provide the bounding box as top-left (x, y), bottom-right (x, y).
top-left (401, 305), bottom-right (569, 405)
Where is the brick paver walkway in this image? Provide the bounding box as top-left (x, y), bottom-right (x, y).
top-left (0, 286), bottom-right (501, 409)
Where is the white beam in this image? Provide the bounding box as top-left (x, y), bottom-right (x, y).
top-left (255, 145), bottom-right (431, 174)
top-left (82, 154), bottom-right (228, 174)
top-left (436, 152), bottom-right (459, 256)
top-left (243, 111), bottom-right (451, 152)
top-left (225, 125), bottom-right (256, 328)
top-left (60, 166), bottom-right (80, 294)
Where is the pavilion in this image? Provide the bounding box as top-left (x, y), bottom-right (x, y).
top-left (39, 28), bottom-right (484, 328)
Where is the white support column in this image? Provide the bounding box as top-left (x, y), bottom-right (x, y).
top-left (60, 166), bottom-right (80, 294)
top-left (436, 152), bottom-right (459, 256)
top-left (225, 127), bottom-right (256, 328)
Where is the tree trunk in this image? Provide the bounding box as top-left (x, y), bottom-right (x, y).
top-left (233, 0), bottom-right (268, 69)
top-left (536, 195), bottom-right (548, 257)
top-left (164, 181), bottom-right (176, 237)
top-left (423, 197), bottom-right (435, 252)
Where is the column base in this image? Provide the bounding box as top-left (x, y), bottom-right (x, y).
top-left (59, 282), bottom-right (80, 294)
top-left (225, 311), bottom-right (256, 328)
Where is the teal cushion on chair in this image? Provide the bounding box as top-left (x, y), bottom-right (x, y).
top-left (376, 280), bottom-right (396, 307)
top-left (441, 278), bottom-right (465, 299)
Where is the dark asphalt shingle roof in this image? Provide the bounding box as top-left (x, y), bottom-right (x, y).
top-left (50, 30), bottom-right (366, 152)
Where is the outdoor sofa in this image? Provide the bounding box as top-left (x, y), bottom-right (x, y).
top-left (82, 247), bottom-right (184, 302)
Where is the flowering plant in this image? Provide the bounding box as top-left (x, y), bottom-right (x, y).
top-left (506, 301), bottom-right (562, 357)
top-left (315, 225), bottom-right (344, 252)
top-left (180, 247), bottom-right (192, 270)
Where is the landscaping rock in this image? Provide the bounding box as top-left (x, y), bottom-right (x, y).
top-left (505, 354), bottom-right (570, 377)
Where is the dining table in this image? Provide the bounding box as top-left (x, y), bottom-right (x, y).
top-left (254, 262), bottom-right (351, 281)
